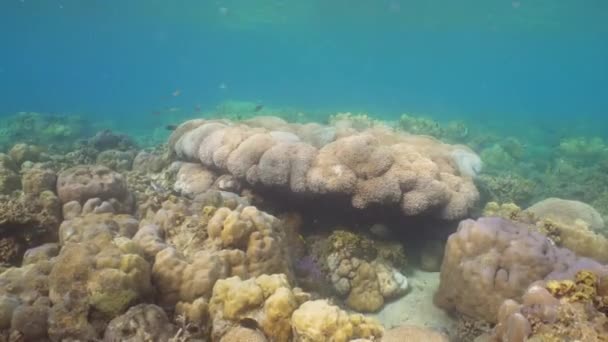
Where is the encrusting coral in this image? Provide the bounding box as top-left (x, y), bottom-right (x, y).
top-left (168, 116), bottom-right (480, 220)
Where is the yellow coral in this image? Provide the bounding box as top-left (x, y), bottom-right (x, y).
top-left (546, 270), bottom-right (602, 303)
top-left (209, 274), bottom-right (299, 342)
top-left (576, 270), bottom-right (598, 287)
top-left (545, 279), bottom-right (576, 298)
top-left (291, 299), bottom-right (383, 342)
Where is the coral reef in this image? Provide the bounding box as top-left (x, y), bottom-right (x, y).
top-left (397, 114), bottom-right (470, 144)
top-left (0, 190), bottom-right (61, 266)
top-left (483, 200), bottom-right (608, 263)
top-left (88, 129), bottom-right (137, 151)
top-left (306, 230), bottom-right (408, 312)
top-left (490, 270), bottom-right (608, 341)
top-left (209, 273), bottom-right (307, 341)
top-left (169, 117), bottom-right (480, 220)
top-left (0, 153), bottom-right (20, 195)
top-left (56, 165), bottom-right (134, 212)
top-left (96, 149), bottom-right (136, 172)
top-left (291, 299), bottom-right (383, 342)
top-left (525, 197), bottom-right (605, 233)
top-left (476, 173), bottom-right (536, 206)
top-left (434, 217), bottom-right (606, 323)
top-left (173, 162), bottom-right (217, 198)
top-left (104, 304), bottom-right (177, 341)
top-left (8, 143), bottom-right (43, 166)
top-left (0, 112), bottom-right (89, 152)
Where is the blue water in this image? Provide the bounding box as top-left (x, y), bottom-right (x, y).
top-left (1, 0), bottom-right (607, 136)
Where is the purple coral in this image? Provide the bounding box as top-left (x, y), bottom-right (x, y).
top-left (295, 255), bottom-right (325, 283)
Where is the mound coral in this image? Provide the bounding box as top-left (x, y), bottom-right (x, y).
top-left (56, 165), bottom-right (134, 212)
top-left (525, 197), bottom-right (605, 233)
top-left (309, 230), bottom-right (408, 312)
top-left (290, 299), bottom-right (383, 342)
top-left (173, 162), bottom-right (217, 198)
top-left (209, 273), bottom-right (308, 341)
top-left (169, 117), bottom-right (480, 220)
top-left (484, 200), bottom-right (608, 263)
top-left (434, 217), bottom-right (606, 323)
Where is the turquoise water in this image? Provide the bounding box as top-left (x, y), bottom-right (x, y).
top-left (2, 1), bottom-right (607, 136)
top-left (1, 1), bottom-right (608, 209)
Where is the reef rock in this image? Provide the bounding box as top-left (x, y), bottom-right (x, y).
top-left (103, 304), bottom-right (176, 341)
top-left (169, 117), bottom-right (480, 220)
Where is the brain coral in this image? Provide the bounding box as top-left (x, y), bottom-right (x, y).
top-left (169, 117), bottom-right (480, 220)
top-left (434, 217), bottom-right (606, 323)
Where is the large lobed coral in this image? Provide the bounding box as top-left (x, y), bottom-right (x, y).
top-left (168, 116), bottom-right (480, 220)
top-left (434, 217), bottom-right (607, 323)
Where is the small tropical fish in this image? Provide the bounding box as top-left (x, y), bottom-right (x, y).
top-left (253, 104), bottom-right (264, 112)
top-left (152, 110), bottom-right (162, 116)
top-left (194, 104), bottom-right (201, 112)
top-left (165, 124), bottom-right (178, 131)
top-left (172, 89), bottom-right (181, 97)
top-left (168, 107), bottom-right (181, 112)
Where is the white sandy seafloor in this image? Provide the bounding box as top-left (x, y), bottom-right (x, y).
top-left (368, 269), bottom-right (456, 334)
